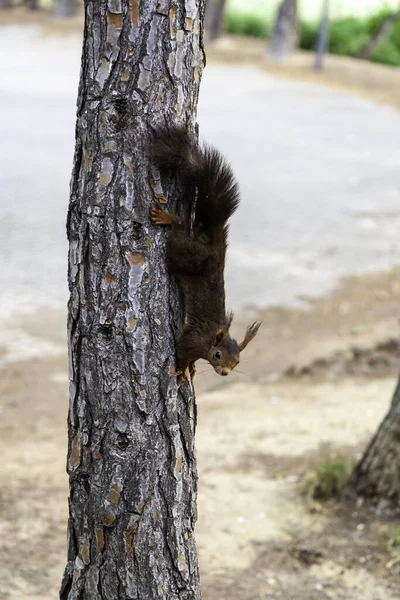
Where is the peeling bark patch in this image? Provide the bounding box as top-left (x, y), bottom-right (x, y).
top-left (158, 582), bottom-right (164, 596)
top-left (127, 317), bottom-right (137, 331)
top-left (104, 512), bottom-right (116, 526)
top-left (96, 529), bottom-right (105, 554)
top-left (123, 157), bottom-right (134, 175)
top-left (129, 0), bottom-right (139, 25)
top-left (81, 536), bottom-right (90, 565)
top-left (169, 7), bottom-right (175, 39)
top-left (105, 271), bottom-right (115, 284)
top-left (185, 17), bottom-right (192, 31)
top-left (97, 57), bottom-right (110, 88)
top-left (100, 174), bottom-right (112, 185)
top-left (121, 68), bottom-right (130, 81)
top-left (108, 483), bottom-right (122, 504)
top-left (69, 432), bottom-right (82, 468)
top-left (127, 252), bottom-right (145, 266)
top-left (100, 157), bottom-right (114, 186)
top-left (177, 552), bottom-right (188, 575)
top-left (175, 451), bottom-right (182, 474)
top-left (107, 10), bottom-right (123, 28)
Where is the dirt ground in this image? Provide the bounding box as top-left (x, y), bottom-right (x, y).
top-left (1, 8), bottom-right (400, 600)
top-left (1, 267), bottom-right (400, 600)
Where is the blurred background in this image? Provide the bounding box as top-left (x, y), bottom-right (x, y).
top-left (1, 1), bottom-right (400, 599)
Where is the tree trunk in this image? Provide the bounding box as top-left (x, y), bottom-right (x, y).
top-left (60, 1), bottom-right (206, 599)
top-left (53, 0), bottom-right (76, 17)
top-left (346, 377), bottom-right (400, 517)
top-left (26, 0), bottom-right (38, 9)
top-left (315, 0), bottom-right (330, 71)
top-left (357, 9), bottom-right (400, 60)
top-left (0, 0), bottom-right (12, 8)
top-left (204, 0), bottom-right (226, 42)
top-left (267, 0), bottom-right (298, 62)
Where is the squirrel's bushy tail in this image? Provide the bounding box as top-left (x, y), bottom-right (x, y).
top-left (151, 126), bottom-right (240, 230)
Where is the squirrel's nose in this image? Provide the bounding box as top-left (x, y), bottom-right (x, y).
top-left (221, 371), bottom-right (229, 376)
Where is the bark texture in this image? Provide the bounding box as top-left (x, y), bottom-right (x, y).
top-left (54, 0), bottom-right (76, 17)
top-left (61, 1), bottom-right (206, 599)
top-left (204, 0), bottom-right (226, 41)
top-left (357, 9), bottom-right (400, 60)
top-left (267, 0), bottom-right (298, 62)
top-left (347, 377), bottom-right (400, 517)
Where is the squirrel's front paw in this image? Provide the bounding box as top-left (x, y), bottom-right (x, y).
top-left (150, 202), bottom-right (166, 225)
top-left (176, 367), bottom-right (192, 386)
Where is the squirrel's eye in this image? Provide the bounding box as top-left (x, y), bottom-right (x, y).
top-left (215, 350), bottom-right (222, 360)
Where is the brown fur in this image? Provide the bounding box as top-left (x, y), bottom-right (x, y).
top-left (149, 126), bottom-right (260, 382)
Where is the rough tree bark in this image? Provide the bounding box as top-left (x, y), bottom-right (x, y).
top-left (60, 1), bottom-right (206, 599)
top-left (267, 0), bottom-right (298, 62)
top-left (204, 0), bottom-right (226, 41)
top-left (357, 8), bottom-right (400, 60)
top-left (347, 377), bottom-right (400, 517)
top-left (54, 0), bottom-right (76, 18)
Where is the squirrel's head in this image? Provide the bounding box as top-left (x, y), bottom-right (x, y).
top-left (208, 317), bottom-right (261, 377)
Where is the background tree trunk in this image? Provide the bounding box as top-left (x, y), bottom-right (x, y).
top-left (26, 0), bottom-right (38, 9)
top-left (0, 0), bottom-right (12, 9)
top-left (267, 0), bottom-right (298, 62)
top-left (204, 0), bottom-right (226, 42)
top-left (315, 0), bottom-right (330, 71)
top-left (60, 1), bottom-right (205, 599)
top-left (346, 377), bottom-right (400, 517)
top-left (357, 8), bottom-right (400, 60)
top-left (53, 0), bottom-right (76, 18)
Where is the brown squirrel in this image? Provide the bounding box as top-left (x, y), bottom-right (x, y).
top-left (150, 126), bottom-right (260, 383)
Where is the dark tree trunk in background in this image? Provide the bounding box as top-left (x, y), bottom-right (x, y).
top-left (0, 0), bottom-right (12, 8)
top-left (26, 0), bottom-right (38, 9)
top-left (357, 9), bottom-right (400, 60)
top-left (53, 0), bottom-right (76, 17)
top-left (347, 378), bottom-right (400, 517)
top-left (267, 0), bottom-right (298, 61)
top-left (204, 0), bottom-right (226, 41)
top-left (60, 1), bottom-right (205, 599)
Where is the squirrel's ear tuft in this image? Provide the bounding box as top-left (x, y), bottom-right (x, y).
top-left (239, 321), bottom-right (261, 352)
top-left (225, 311), bottom-right (234, 328)
top-left (214, 329), bottom-right (226, 346)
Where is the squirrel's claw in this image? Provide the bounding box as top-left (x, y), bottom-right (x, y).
top-left (176, 365), bottom-right (195, 387)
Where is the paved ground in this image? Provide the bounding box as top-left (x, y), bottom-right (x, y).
top-left (1, 26), bottom-right (400, 319)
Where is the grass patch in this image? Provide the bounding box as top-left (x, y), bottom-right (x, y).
top-left (302, 458), bottom-right (353, 501)
top-left (387, 529), bottom-right (400, 553)
top-left (225, 11), bottom-right (270, 39)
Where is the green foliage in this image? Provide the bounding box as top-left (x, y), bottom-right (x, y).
top-left (225, 11), bottom-right (270, 39)
top-left (328, 17), bottom-right (371, 56)
top-left (370, 41), bottom-right (400, 66)
top-left (387, 529), bottom-right (400, 550)
top-left (226, 5), bottom-right (400, 67)
top-left (303, 458), bottom-right (353, 500)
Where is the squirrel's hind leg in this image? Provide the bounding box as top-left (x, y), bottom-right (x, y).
top-left (150, 201), bottom-right (183, 227)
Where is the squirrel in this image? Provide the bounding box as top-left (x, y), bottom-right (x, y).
top-left (149, 126), bottom-right (260, 383)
